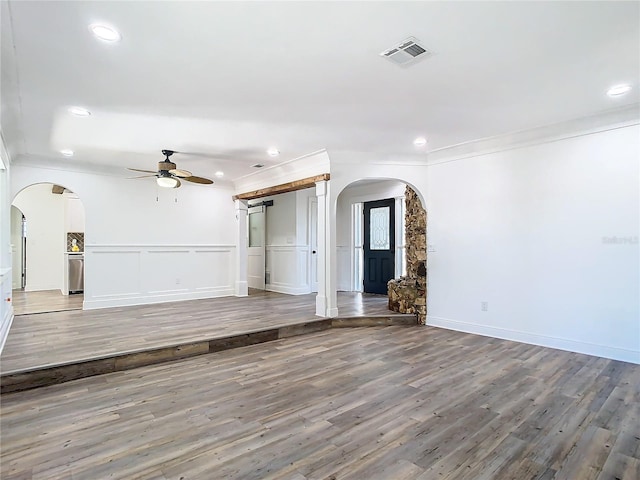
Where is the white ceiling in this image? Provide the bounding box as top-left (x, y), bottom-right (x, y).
top-left (2, 1), bottom-right (638, 182)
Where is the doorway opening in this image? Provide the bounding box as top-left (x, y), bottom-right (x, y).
top-left (337, 179), bottom-right (407, 294)
top-left (11, 183), bottom-right (86, 314)
top-left (245, 188), bottom-right (319, 296)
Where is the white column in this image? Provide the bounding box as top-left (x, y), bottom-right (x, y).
top-left (234, 199), bottom-right (248, 296)
top-left (315, 180), bottom-right (338, 317)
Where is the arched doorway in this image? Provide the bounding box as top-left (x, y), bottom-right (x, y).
top-left (333, 177), bottom-right (427, 323)
top-left (335, 179), bottom-right (410, 294)
top-left (11, 183), bottom-right (86, 314)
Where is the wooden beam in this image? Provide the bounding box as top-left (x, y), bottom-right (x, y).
top-left (233, 173), bottom-right (330, 201)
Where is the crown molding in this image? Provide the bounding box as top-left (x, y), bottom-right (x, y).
top-left (427, 104), bottom-right (640, 165)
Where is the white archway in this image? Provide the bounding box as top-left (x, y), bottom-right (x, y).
top-left (12, 183), bottom-right (86, 303)
top-left (335, 179), bottom-right (409, 293)
top-left (320, 154), bottom-right (428, 318)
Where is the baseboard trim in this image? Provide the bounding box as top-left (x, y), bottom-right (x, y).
top-left (266, 283), bottom-right (311, 295)
top-left (427, 315), bottom-right (640, 365)
top-left (83, 288), bottom-right (235, 310)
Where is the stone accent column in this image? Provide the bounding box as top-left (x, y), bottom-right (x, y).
top-left (405, 186), bottom-right (426, 279)
top-left (388, 186), bottom-right (427, 324)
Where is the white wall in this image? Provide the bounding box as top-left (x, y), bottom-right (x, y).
top-left (426, 123), bottom-right (640, 364)
top-left (327, 118), bottom-right (638, 364)
top-left (263, 191), bottom-right (297, 246)
top-left (12, 183), bottom-right (66, 292)
top-left (11, 162), bottom-right (238, 309)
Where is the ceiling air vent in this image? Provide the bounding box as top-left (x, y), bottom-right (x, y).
top-left (380, 36), bottom-right (432, 67)
top-left (252, 163), bottom-right (264, 168)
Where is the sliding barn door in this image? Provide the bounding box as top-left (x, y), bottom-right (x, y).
top-left (247, 206), bottom-right (266, 290)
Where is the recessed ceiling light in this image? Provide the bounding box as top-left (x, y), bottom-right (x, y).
top-left (607, 84), bottom-right (632, 97)
top-left (413, 137), bottom-right (427, 147)
top-left (215, 171), bottom-right (224, 178)
top-left (89, 23), bottom-right (121, 42)
top-left (68, 106), bottom-right (91, 117)
top-left (267, 147), bottom-right (280, 157)
top-left (60, 149), bottom-right (74, 157)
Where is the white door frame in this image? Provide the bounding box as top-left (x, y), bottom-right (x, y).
top-left (309, 197), bottom-right (318, 293)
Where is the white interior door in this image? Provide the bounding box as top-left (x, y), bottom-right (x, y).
top-left (309, 198), bottom-right (318, 293)
top-left (247, 206), bottom-right (266, 290)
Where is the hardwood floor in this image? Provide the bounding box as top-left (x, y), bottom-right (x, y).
top-left (1, 326), bottom-right (638, 479)
top-left (1, 291), bottom-right (393, 373)
top-left (11, 289), bottom-right (83, 316)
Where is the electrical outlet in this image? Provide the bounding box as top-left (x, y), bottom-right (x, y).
top-left (481, 301), bottom-right (488, 312)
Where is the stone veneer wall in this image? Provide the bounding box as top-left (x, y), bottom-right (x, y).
top-left (388, 185), bottom-right (427, 324)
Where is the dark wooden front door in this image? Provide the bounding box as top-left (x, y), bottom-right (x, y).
top-left (363, 198), bottom-right (395, 294)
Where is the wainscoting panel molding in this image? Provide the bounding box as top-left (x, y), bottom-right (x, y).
top-left (336, 245), bottom-right (351, 292)
top-left (0, 268), bottom-right (14, 354)
top-left (83, 245), bottom-right (236, 309)
top-left (266, 245), bottom-right (310, 295)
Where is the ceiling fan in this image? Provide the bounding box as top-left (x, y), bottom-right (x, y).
top-left (127, 150), bottom-right (214, 188)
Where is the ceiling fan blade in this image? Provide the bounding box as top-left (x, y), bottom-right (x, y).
top-left (183, 175), bottom-right (214, 185)
top-left (169, 168), bottom-right (192, 178)
top-left (127, 168), bottom-right (157, 174)
top-left (174, 178), bottom-right (181, 188)
top-left (127, 174), bottom-right (157, 179)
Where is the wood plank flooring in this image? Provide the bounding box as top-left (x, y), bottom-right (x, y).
top-left (11, 289), bottom-right (83, 316)
top-left (1, 326), bottom-right (638, 480)
top-left (1, 291), bottom-right (393, 373)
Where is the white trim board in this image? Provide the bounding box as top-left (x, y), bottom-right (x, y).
top-left (0, 309), bottom-right (14, 354)
top-left (427, 315), bottom-right (640, 365)
top-left (427, 104), bottom-right (640, 166)
top-left (84, 287), bottom-right (235, 310)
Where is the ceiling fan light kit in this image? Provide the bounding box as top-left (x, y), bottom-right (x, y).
top-left (127, 149), bottom-right (214, 188)
top-left (156, 175), bottom-right (180, 188)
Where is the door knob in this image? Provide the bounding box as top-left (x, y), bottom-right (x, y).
top-left (312, 250), bottom-right (317, 254)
